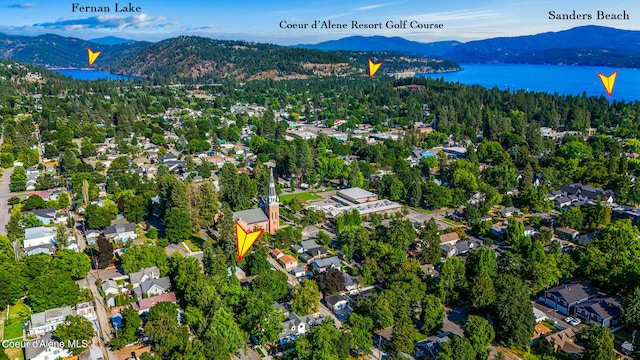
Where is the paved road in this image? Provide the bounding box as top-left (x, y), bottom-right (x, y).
top-left (86, 271), bottom-right (118, 360)
top-left (406, 208), bottom-right (453, 230)
top-left (0, 168), bottom-right (13, 236)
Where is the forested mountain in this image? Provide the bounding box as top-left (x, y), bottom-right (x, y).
top-left (297, 36), bottom-right (461, 56)
top-left (107, 36), bottom-right (357, 82)
top-left (339, 51), bottom-right (460, 74)
top-left (300, 26), bottom-right (640, 68)
top-left (89, 36), bottom-right (136, 45)
top-left (445, 25), bottom-right (640, 67)
top-left (0, 33), bottom-right (150, 68)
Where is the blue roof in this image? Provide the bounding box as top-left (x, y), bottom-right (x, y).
top-left (110, 314), bottom-right (123, 329)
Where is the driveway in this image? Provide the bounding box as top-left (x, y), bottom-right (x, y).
top-left (0, 167), bottom-right (14, 235)
top-left (442, 306), bottom-right (468, 337)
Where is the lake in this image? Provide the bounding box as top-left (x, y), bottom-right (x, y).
top-left (52, 69), bottom-right (136, 81)
top-left (419, 64), bottom-right (640, 102)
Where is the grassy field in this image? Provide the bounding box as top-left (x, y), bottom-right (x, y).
top-left (5, 346), bottom-right (24, 360)
top-left (280, 192), bottom-right (322, 203)
top-left (3, 323), bottom-right (23, 340)
top-left (8, 300), bottom-right (29, 319)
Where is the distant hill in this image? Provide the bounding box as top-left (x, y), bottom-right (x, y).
top-left (0, 33), bottom-right (150, 68)
top-left (298, 26), bottom-right (640, 68)
top-left (445, 25), bottom-right (640, 67)
top-left (297, 36), bottom-right (461, 57)
top-left (89, 36), bottom-right (136, 45)
top-left (107, 36), bottom-right (358, 81)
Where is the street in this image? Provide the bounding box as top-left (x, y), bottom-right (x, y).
top-left (405, 208), bottom-right (453, 230)
top-left (86, 271), bottom-right (118, 360)
top-left (0, 167), bottom-right (14, 236)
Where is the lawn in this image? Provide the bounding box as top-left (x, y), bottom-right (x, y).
top-left (185, 235), bottom-right (204, 252)
top-left (5, 346), bottom-right (24, 360)
top-left (8, 300), bottom-right (29, 319)
top-left (3, 323), bottom-right (23, 340)
top-left (279, 192), bottom-right (322, 203)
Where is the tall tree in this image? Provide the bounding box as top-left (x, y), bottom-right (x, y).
top-left (420, 294), bottom-right (445, 335)
top-left (464, 315), bottom-right (495, 360)
top-left (492, 274), bottom-right (535, 348)
top-left (54, 315), bottom-right (95, 355)
top-left (291, 280), bottom-right (320, 315)
top-left (577, 324), bottom-right (616, 360)
top-left (390, 308), bottom-right (417, 355)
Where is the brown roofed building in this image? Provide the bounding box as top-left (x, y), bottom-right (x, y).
top-left (439, 232), bottom-right (460, 246)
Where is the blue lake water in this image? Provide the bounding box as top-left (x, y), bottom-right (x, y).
top-left (52, 69), bottom-right (136, 81)
top-left (419, 64), bottom-right (640, 102)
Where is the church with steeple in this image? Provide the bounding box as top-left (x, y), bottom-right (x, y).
top-left (233, 167), bottom-right (280, 234)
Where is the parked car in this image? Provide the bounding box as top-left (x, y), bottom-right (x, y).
top-left (563, 317), bottom-right (581, 326)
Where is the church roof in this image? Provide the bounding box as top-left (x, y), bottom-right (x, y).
top-left (234, 208), bottom-right (269, 224)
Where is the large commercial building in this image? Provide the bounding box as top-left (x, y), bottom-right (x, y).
top-left (308, 187), bottom-right (402, 218)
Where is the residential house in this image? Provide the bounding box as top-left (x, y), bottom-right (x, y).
top-left (554, 197), bottom-right (573, 209)
top-left (524, 226), bottom-right (537, 237)
top-left (577, 231), bottom-right (597, 247)
top-left (24, 226), bottom-right (56, 248)
top-left (343, 272), bottom-right (359, 292)
top-left (75, 301), bottom-right (97, 322)
top-left (291, 266), bottom-right (307, 278)
top-left (278, 255), bottom-right (299, 271)
top-left (104, 222), bottom-right (137, 243)
top-left (325, 294), bottom-right (349, 312)
top-left (503, 207), bottom-right (521, 217)
top-left (228, 266), bottom-right (247, 280)
top-left (133, 277), bottom-right (172, 298)
top-left (131, 291), bottom-right (178, 315)
top-left (560, 183), bottom-right (615, 204)
top-left (79, 347), bottom-right (105, 360)
top-left (306, 246), bottom-right (327, 260)
top-left (374, 326), bottom-right (394, 349)
top-left (415, 335), bottom-right (450, 360)
top-left (439, 232), bottom-right (460, 246)
top-left (28, 208), bottom-right (57, 225)
top-left (277, 304), bottom-right (324, 345)
top-left (102, 280), bottom-right (125, 307)
top-left (555, 227), bottom-right (580, 242)
top-left (539, 328), bottom-right (584, 359)
top-left (24, 333), bottom-right (72, 360)
top-left (24, 243), bottom-right (57, 256)
top-left (574, 296), bottom-right (622, 328)
top-left (542, 282), bottom-right (600, 316)
top-left (27, 306), bottom-right (73, 336)
top-left (129, 266), bottom-right (160, 288)
top-left (534, 307), bottom-right (548, 323)
top-left (271, 249), bottom-right (284, 260)
top-left (312, 256), bottom-right (341, 272)
top-left (84, 230), bottom-right (101, 246)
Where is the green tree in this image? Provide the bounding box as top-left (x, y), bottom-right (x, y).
top-left (390, 309), bottom-right (417, 355)
top-left (52, 249), bottom-right (92, 279)
top-left (418, 219), bottom-right (441, 265)
top-left (144, 302), bottom-right (189, 358)
top-left (440, 257), bottom-right (467, 305)
top-left (438, 336), bottom-right (476, 360)
top-left (85, 204), bottom-right (117, 229)
top-left (54, 315), bottom-right (95, 355)
top-left (28, 271), bottom-right (80, 312)
top-left (120, 244), bottom-right (169, 275)
top-left (9, 166), bottom-right (26, 192)
top-left (420, 294), bottom-right (445, 335)
top-left (623, 287), bottom-right (640, 330)
top-left (251, 269), bottom-right (289, 302)
top-left (291, 279), bottom-right (320, 315)
top-left (346, 313), bottom-right (373, 356)
top-left (165, 209), bottom-right (193, 243)
top-left (492, 274), bottom-right (535, 348)
top-left (239, 293), bottom-right (285, 345)
top-left (464, 315), bottom-right (495, 360)
top-left (469, 272), bottom-right (496, 312)
top-left (578, 324), bottom-right (616, 360)
top-left (466, 248), bottom-right (497, 279)
top-left (204, 306), bottom-right (246, 355)
top-left (558, 207), bottom-right (584, 230)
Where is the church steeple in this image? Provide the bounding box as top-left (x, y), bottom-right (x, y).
top-left (268, 167), bottom-right (279, 204)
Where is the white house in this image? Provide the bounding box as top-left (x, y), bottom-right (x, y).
top-left (104, 223), bottom-right (137, 242)
top-left (24, 334), bottom-right (72, 360)
top-left (24, 226), bottom-right (56, 248)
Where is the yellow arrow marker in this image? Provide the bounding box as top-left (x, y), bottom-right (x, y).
top-left (87, 48), bottom-right (102, 67)
top-left (235, 221), bottom-right (264, 261)
top-left (368, 58), bottom-right (382, 78)
top-left (598, 70), bottom-right (618, 97)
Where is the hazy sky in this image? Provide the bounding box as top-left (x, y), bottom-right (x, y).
top-left (0, 0), bottom-right (638, 44)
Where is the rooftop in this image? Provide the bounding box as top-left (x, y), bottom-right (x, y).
top-left (233, 208), bottom-right (269, 225)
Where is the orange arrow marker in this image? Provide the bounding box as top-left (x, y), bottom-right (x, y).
top-left (235, 221), bottom-right (264, 262)
top-left (368, 58), bottom-right (382, 78)
top-left (597, 70), bottom-right (618, 97)
top-left (87, 48), bottom-right (102, 67)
